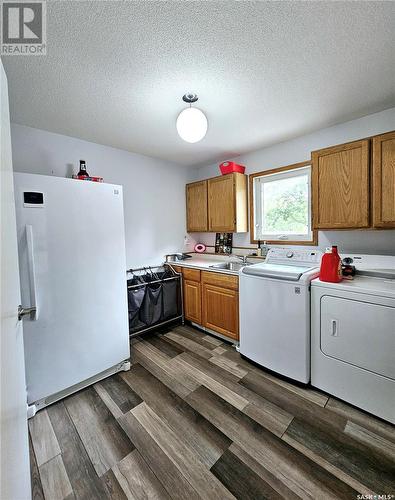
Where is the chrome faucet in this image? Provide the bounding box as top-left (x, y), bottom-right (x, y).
top-left (232, 254), bottom-right (249, 264)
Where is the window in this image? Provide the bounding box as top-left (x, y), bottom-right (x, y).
top-left (251, 162), bottom-right (316, 244)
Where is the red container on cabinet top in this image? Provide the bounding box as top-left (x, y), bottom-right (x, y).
top-left (219, 161), bottom-right (246, 175)
top-left (319, 246), bottom-right (342, 283)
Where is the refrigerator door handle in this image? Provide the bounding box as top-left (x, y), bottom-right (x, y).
top-left (18, 305), bottom-right (37, 321)
top-left (26, 225), bottom-right (39, 320)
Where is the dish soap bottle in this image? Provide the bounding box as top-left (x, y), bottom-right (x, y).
top-left (257, 240), bottom-right (268, 258)
top-left (320, 246), bottom-right (342, 283)
top-left (261, 241), bottom-right (269, 258)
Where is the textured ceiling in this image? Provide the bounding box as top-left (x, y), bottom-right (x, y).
top-left (3, 1), bottom-right (395, 167)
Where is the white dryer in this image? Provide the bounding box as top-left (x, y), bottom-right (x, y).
top-left (311, 254), bottom-right (395, 424)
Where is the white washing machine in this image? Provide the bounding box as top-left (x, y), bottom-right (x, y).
top-left (311, 254), bottom-right (395, 424)
top-left (239, 248), bottom-right (322, 383)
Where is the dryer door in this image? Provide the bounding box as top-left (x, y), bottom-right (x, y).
top-left (320, 295), bottom-right (395, 380)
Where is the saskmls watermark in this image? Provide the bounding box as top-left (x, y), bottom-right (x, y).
top-left (1, 0), bottom-right (46, 55)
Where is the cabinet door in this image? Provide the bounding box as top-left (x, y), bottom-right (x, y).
top-left (208, 174), bottom-right (235, 232)
top-left (183, 279), bottom-right (201, 324)
top-left (372, 131), bottom-right (395, 228)
top-left (202, 283), bottom-right (239, 340)
top-left (186, 181), bottom-right (208, 232)
top-left (312, 140), bottom-right (370, 229)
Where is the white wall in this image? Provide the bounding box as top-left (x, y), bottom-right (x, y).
top-left (190, 107), bottom-right (395, 255)
top-left (11, 124), bottom-right (189, 268)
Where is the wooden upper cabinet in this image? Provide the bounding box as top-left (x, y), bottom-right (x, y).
top-left (312, 139), bottom-right (370, 229)
top-left (372, 131), bottom-right (395, 228)
top-left (186, 180), bottom-right (208, 232)
top-left (208, 173), bottom-right (248, 232)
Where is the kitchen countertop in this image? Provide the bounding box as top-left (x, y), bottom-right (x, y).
top-left (165, 253), bottom-right (264, 276)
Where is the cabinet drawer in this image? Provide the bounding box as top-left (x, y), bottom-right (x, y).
top-left (201, 271), bottom-right (238, 290)
top-left (182, 268), bottom-right (201, 282)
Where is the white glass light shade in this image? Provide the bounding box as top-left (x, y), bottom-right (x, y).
top-left (176, 107), bottom-right (208, 143)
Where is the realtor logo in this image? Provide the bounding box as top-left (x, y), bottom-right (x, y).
top-left (1, 0), bottom-right (46, 55)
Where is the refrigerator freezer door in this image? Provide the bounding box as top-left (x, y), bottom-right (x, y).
top-left (14, 173), bottom-right (129, 404)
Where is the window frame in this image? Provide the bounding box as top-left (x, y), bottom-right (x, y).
top-left (249, 160), bottom-right (318, 245)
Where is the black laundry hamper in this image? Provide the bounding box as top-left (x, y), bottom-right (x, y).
top-left (126, 265), bottom-right (183, 336)
top-left (127, 286), bottom-right (146, 331)
top-left (162, 279), bottom-right (181, 320)
top-left (140, 283), bottom-right (163, 326)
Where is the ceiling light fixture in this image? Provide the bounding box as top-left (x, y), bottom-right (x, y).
top-left (176, 93), bottom-right (208, 143)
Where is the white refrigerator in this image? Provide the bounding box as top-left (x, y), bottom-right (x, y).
top-left (14, 173), bottom-right (130, 414)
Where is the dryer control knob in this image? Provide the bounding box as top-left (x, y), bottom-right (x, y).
top-left (286, 251), bottom-right (294, 258)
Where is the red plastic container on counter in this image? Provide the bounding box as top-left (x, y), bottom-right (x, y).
top-left (219, 161), bottom-right (246, 175)
top-left (319, 246), bottom-right (342, 283)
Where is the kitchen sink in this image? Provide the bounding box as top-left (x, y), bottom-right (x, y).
top-left (210, 261), bottom-right (250, 272)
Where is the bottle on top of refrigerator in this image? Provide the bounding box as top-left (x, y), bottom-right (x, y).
top-left (78, 160), bottom-right (89, 177)
top-left (319, 245), bottom-right (342, 283)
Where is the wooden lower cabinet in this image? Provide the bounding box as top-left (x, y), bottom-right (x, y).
top-left (202, 283), bottom-right (239, 340)
top-left (183, 279), bottom-right (201, 324)
top-left (177, 266), bottom-right (239, 341)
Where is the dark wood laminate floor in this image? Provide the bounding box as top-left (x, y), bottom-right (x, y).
top-left (29, 325), bottom-right (395, 500)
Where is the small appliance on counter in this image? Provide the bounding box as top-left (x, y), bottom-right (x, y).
top-left (194, 243), bottom-right (206, 253)
top-left (215, 233), bottom-right (233, 254)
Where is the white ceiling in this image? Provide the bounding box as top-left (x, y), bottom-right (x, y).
top-left (3, 1), bottom-right (395, 167)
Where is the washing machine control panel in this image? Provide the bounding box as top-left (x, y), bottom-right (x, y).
top-left (266, 248), bottom-right (322, 266)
